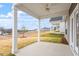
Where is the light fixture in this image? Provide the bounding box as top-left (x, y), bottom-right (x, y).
top-left (45, 4), bottom-right (50, 11)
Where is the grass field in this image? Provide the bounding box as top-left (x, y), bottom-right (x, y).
top-left (41, 31), bottom-right (64, 43)
top-left (0, 31), bottom-right (64, 56)
top-left (0, 37), bottom-right (37, 56)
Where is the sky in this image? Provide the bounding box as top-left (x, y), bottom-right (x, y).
top-left (0, 3), bottom-right (51, 30)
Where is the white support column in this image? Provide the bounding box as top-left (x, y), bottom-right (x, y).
top-left (38, 19), bottom-right (40, 42)
top-left (12, 7), bottom-right (18, 54)
top-left (50, 23), bottom-right (52, 32)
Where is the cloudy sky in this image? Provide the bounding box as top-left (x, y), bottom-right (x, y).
top-left (0, 3), bottom-right (51, 30)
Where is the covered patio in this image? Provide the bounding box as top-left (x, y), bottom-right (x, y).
top-left (16, 42), bottom-right (73, 56)
top-left (12, 3), bottom-right (74, 56)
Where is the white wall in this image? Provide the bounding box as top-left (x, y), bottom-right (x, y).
top-left (65, 16), bottom-right (70, 43)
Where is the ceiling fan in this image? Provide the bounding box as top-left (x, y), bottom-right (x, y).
top-left (45, 3), bottom-right (58, 12)
top-left (45, 4), bottom-right (50, 11)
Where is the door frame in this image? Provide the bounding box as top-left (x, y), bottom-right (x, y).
top-left (70, 13), bottom-right (74, 51)
top-left (74, 10), bottom-right (78, 54)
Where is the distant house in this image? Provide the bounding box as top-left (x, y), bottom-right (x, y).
top-left (50, 16), bottom-right (65, 33)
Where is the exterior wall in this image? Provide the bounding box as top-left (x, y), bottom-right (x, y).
top-left (51, 21), bottom-right (65, 33)
top-left (65, 16), bottom-right (70, 43)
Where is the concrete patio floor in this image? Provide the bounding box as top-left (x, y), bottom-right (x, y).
top-left (16, 42), bottom-right (73, 56)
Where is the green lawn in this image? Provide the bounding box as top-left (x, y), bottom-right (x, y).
top-left (41, 32), bottom-right (64, 43)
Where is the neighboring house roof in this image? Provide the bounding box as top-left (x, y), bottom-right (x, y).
top-left (50, 16), bottom-right (63, 22)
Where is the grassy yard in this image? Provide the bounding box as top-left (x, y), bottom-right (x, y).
top-left (0, 37), bottom-right (37, 56)
top-left (41, 32), bottom-right (64, 43)
top-left (0, 31), bottom-right (64, 56)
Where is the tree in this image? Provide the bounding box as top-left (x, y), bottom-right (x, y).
top-left (21, 26), bottom-right (28, 38)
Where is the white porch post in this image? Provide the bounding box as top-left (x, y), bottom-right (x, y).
top-left (50, 23), bottom-right (52, 32)
top-left (12, 7), bottom-right (18, 54)
top-left (38, 19), bottom-right (40, 42)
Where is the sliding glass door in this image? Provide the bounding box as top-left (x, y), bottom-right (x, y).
top-left (70, 4), bottom-right (78, 55)
top-left (70, 11), bottom-right (79, 55)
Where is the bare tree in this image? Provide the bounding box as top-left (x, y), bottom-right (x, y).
top-left (21, 26), bottom-right (28, 38)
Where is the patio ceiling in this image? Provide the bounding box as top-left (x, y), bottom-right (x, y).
top-left (15, 3), bottom-right (71, 19)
